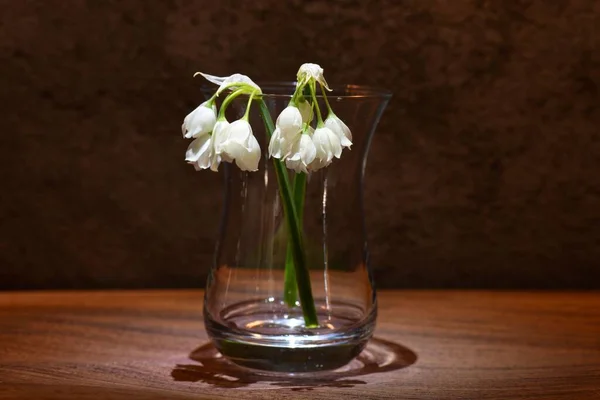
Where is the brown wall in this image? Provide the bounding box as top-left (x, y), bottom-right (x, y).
top-left (1, 0), bottom-right (599, 289)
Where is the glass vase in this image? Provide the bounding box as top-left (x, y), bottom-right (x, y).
top-left (202, 83), bottom-right (391, 373)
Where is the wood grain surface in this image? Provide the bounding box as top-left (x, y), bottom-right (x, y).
top-left (0, 290), bottom-right (599, 399)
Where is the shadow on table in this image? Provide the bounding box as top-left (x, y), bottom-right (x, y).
top-left (171, 337), bottom-right (417, 390)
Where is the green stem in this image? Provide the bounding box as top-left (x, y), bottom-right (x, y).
top-left (283, 172), bottom-right (307, 306)
top-left (243, 90), bottom-right (256, 120)
top-left (218, 88), bottom-right (247, 119)
top-left (310, 81), bottom-right (324, 126)
top-left (283, 244), bottom-right (297, 306)
top-left (258, 100), bottom-right (318, 328)
top-left (319, 83), bottom-right (333, 114)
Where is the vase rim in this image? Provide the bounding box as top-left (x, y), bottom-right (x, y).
top-left (202, 81), bottom-right (392, 99)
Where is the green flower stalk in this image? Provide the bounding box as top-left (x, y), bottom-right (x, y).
top-left (259, 100), bottom-right (318, 327)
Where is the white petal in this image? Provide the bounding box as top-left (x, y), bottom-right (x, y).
top-left (297, 63), bottom-right (331, 91)
top-left (285, 137), bottom-right (302, 162)
top-left (280, 137), bottom-right (297, 160)
top-left (285, 157), bottom-right (307, 174)
top-left (308, 156), bottom-right (330, 171)
top-left (268, 128), bottom-right (284, 158)
top-left (217, 119), bottom-right (261, 171)
top-left (284, 137), bottom-right (309, 173)
top-left (185, 135), bottom-right (212, 169)
top-left (327, 128), bottom-right (343, 159)
top-left (218, 121), bottom-right (250, 158)
top-left (224, 119), bottom-right (252, 145)
top-left (236, 134), bottom-right (261, 171)
top-left (211, 120), bottom-right (230, 153)
top-left (339, 136), bottom-right (352, 148)
top-left (198, 137), bottom-right (218, 169)
top-left (182, 101), bottom-right (217, 139)
top-left (297, 63), bottom-right (322, 82)
top-left (299, 133), bottom-right (316, 165)
top-left (197, 72), bottom-right (227, 85)
top-left (197, 72), bottom-right (261, 94)
top-left (276, 106), bottom-right (303, 140)
top-left (209, 152), bottom-right (222, 172)
top-left (207, 122), bottom-right (230, 172)
top-left (220, 141), bottom-right (243, 162)
top-left (312, 127), bottom-right (333, 163)
top-left (325, 114), bottom-right (352, 149)
top-left (213, 120), bottom-right (230, 135)
top-left (225, 136), bottom-right (261, 171)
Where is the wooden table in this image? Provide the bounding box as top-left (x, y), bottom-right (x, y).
top-left (1, 290), bottom-right (599, 399)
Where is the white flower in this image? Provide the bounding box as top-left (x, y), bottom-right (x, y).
top-left (276, 105), bottom-right (303, 139)
top-left (210, 120), bottom-right (231, 164)
top-left (297, 63), bottom-right (331, 91)
top-left (269, 105), bottom-right (303, 159)
top-left (218, 119), bottom-right (261, 171)
top-left (185, 134), bottom-right (212, 170)
top-left (185, 120), bottom-right (230, 171)
top-left (195, 72), bottom-right (261, 95)
top-left (181, 100), bottom-right (217, 139)
top-left (285, 131), bottom-right (317, 174)
top-left (310, 126), bottom-right (341, 171)
top-left (325, 114), bottom-right (352, 149)
top-left (268, 127), bottom-right (285, 159)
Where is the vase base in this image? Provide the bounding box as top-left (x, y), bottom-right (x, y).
top-left (204, 298), bottom-right (376, 373)
top-left (211, 337), bottom-right (368, 373)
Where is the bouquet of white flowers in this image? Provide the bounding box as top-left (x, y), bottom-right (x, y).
top-left (181, 63), bottom-right (352, 327)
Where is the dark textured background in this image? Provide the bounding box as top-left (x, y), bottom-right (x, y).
top-left (1, 0), bottom-right (599, 289)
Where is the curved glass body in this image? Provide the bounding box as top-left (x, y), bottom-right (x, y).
top-left (203, 83), bottom-right (391, 373)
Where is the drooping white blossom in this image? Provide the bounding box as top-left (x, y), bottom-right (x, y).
top-left (210, 120), bottom-right (231, 164)
top-left (218, 119), bottom-right (261, 171)
top-left (324, 113), bottom-right (352, 149)
top-left (269, 105), bottom-right (303, 159)
top-left (185, 119), bottom-right (231, 171)
top-left (310, 126), bottom-right (341, 171)
top-left (297, 63), bottom-right (331, 91)
top-left (196, 72), bottom-right (262, 95)
top-left (268, 127), bottom-right (285, 159)
top-left (182, 64), bottom-right (352, 175)
top-left (285, 130), bottom-right (317, 174)
top-left (185, 134), bottom-right (212, 170)
top-left (276, 106), bottom-right (303, 138)
top-left (181, 100), bottom-right (217, 139)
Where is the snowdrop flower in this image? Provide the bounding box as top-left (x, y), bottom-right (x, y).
top-left (310, 126), bottom-right (341, 171)
top-left (218, 119), bottom-right (261, 171)
top-left (195, 72), bottom-right (261, 95)
top-left (275, 106), bottom-right (302, 139)
top-left (285, 130), bottom-right (317, 174)
top-left (181, 100), bottom-right (217, 139)
top-left (185, 134), bottom-right (211, 170)
top-left (268, 127), bottom-right (285, 159)
top-left (297, 63), bottom-right (331, 91)
top-left (269, 105), bottom-right (303, 159)
top-left (324, 113), bottom-right (352, 149)
top-left (277, 105), bottom-right (303, 137)
top-left (185, 119), bottom-right (230, 171)
top-left (210, 120), bottom-right (231, 164)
